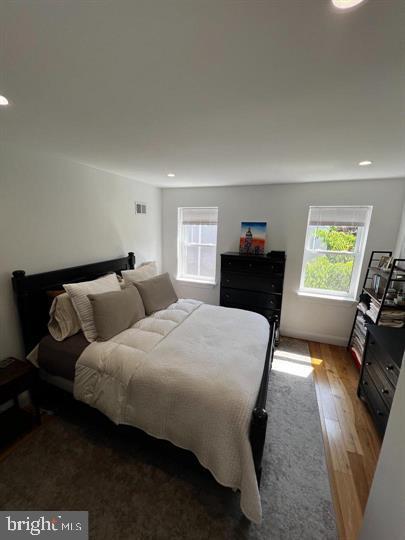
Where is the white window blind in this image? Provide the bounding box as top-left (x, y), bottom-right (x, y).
top-left (308, 206), bottom-right (372, 227)
top-left (299, 205), bottom-right (372, 299)
top-left (177, 207), bottom-right (219, 284)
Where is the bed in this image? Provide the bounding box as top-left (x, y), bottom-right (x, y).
top-left (12, 253), bottom-right (275, 523)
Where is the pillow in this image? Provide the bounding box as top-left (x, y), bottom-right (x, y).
top-left (63, 273), bottom-right (121, 342)
top-left (88, 286), bottom-right (146, 341)
top-left (48, 293), bottom-right (81, 341)
top-left (122, 261), bottom-right (158, 285)
top-left (134, 273), bottom-right (178, 315)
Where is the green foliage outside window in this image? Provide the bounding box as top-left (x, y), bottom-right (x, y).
top-left (314, 227), bottom-right (356, 252)
top-left (304, 227), bottom-right (357, 292)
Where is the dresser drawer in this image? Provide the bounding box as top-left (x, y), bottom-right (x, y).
top-left (221, 256), bottom-right (284, 275)
top-left (221, 271), bottom-right (282, 294)
top-left (359, 370), bottom-right (389, 435)
top-left (220, 288), bottom-right (281, 310)
top-left (367, 338), bottom-right (399, 387)
top-left (363, 363), bottom-right (395, 410)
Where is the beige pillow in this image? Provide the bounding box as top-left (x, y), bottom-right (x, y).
top-left (122, 261), bottom-right (158, 285)
top-left (134, 273), bottom-right (178, 315)
top-left (88, 286), bottom-right (146, 341)
top-left (48, 293), bottom-right (81, 341)
top-left (63, 273), bottom-right (121, 342)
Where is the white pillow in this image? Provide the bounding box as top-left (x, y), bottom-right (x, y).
top-left (64, 273), bottom-right (120, 342)
top-left (122, 261), bottom-right (158, 285)
top-left (48, 293), bottom-right (81, 341)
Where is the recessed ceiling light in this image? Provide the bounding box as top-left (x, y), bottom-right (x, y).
top-left (332, 0), bottom-right (366, 9)
top-left (358, 160), bottom-right (372, 166)
top-left (0, 95), bottom-right (9, 106)
top-left (167, 173), bottom-right (176, 178)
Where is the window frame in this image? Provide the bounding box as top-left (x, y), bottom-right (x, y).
top-left (298, 205), bottom-right (372, 300)
top-left (177, 207), bottom-right (219, 285)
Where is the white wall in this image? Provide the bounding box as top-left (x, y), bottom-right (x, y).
top-left (162, 179), bottom-right (405, 345)
top-left (0, 146), bottom-right (162, 359)
top-left (393, 200), bottom-right (405, 258)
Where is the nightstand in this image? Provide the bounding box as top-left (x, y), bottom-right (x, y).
top-left (0, 358), bottom-right (41, 448)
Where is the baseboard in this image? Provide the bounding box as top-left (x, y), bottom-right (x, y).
top-left (281, 327), bottom-right (348, 347)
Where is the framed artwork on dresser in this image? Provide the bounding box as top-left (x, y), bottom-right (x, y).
top-left (239, 222), bottom-right (267, 255)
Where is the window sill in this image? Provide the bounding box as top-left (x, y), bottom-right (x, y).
top-left (176, 277), bottom-right (217, 288)
top-left (297, 290), bottom-right (356, 303)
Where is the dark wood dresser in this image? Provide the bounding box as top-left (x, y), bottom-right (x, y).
top-left (220, 252), bottom-right (286, 340)
top-left (358, 326), bottom-right (404, 437)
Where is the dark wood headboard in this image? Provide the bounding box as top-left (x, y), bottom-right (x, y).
top-left (12, 252), bottom-right (135, 355)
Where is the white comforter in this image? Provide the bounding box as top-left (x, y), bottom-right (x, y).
top-left (74, 299), bottom-right (269, 522)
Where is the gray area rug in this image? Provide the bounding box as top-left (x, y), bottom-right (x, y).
top-left (0, 338), bottom-right (336, 540)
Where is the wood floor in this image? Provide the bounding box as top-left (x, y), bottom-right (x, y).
top-left (309, 341), bottom-right (382, 540)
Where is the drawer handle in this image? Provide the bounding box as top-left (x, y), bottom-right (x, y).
top-left (376, 410), bottom-right (385, 417)
top-left (362, 380), bottom-right (368, 386)
top-left (385, 365), bottom-right (394, 371)
top-left (365, 361), bottom-right (372, 366)
top-left (381, 388), bottom-right (389, 395)
top-left (248, 263), bottom-right (252, 268)
top-left (225, 279), bottom-right (230, 284)
top-left (225, 294), bottom-right (230, 299)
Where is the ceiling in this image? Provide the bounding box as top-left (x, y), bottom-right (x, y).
top-left (1, 0), bottom-right (404, 188)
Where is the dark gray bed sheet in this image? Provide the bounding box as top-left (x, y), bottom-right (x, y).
top-left (38, 333), bottom-right (89, 381)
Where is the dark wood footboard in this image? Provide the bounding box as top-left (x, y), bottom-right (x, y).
top-left (250, 319), bottom-right (276, 485)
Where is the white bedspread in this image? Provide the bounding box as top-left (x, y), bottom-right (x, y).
top-left (74, 299), bottom-right (269, 522)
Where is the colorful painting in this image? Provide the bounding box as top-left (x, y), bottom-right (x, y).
top-left (239, 222), bottom-right (267, 255)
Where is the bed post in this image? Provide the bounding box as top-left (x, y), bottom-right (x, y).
top-left (12, 269), bottom-right (26, 284)
top-left (12, 270), bottom-right (30, 354)
top-left (128, 252), bottom-right (135, 269)
top-left (250, 319), bottom-right (275, 485)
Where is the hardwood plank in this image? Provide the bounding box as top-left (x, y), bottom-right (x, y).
top-left (347, 451), bottom-right (371, 513)
top-left (355, 424), bottom-right (381, 487)
top-left (311, 344), bottom-right (339, 422)
top-left (317, 415), bottom-right (346, 540)
top-left (328, 347), bottom-right (364, 456)
top-left (334, 470), bottom-right (363, 540)
top-left (333, 394), bottom-right (363, 455)
top-left (324, 418), bottom-right (352, 474)
top-left (308, 340), bottom-right (381, 540)
top-left (310, 342), bottom-right (346, 540)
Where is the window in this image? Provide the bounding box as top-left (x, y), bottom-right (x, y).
top-left (177, 207), bottom-right (218, 284)
top-left (299, 206), bottom-right (372, 299)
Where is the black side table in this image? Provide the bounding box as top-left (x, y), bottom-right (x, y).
top-left (0, 358), bottom-right (41, 447)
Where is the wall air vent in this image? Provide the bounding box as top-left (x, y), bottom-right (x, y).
top-left (135, 202), bottom-right (147, 215)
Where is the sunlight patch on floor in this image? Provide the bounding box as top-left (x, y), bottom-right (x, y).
top-left (276, 349), bottom-right (312, 364)
top-left (272, 349), bottom-right (314, 378)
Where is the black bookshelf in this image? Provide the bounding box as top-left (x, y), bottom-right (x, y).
top-left (348, 251), bottom-right (405, 368)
